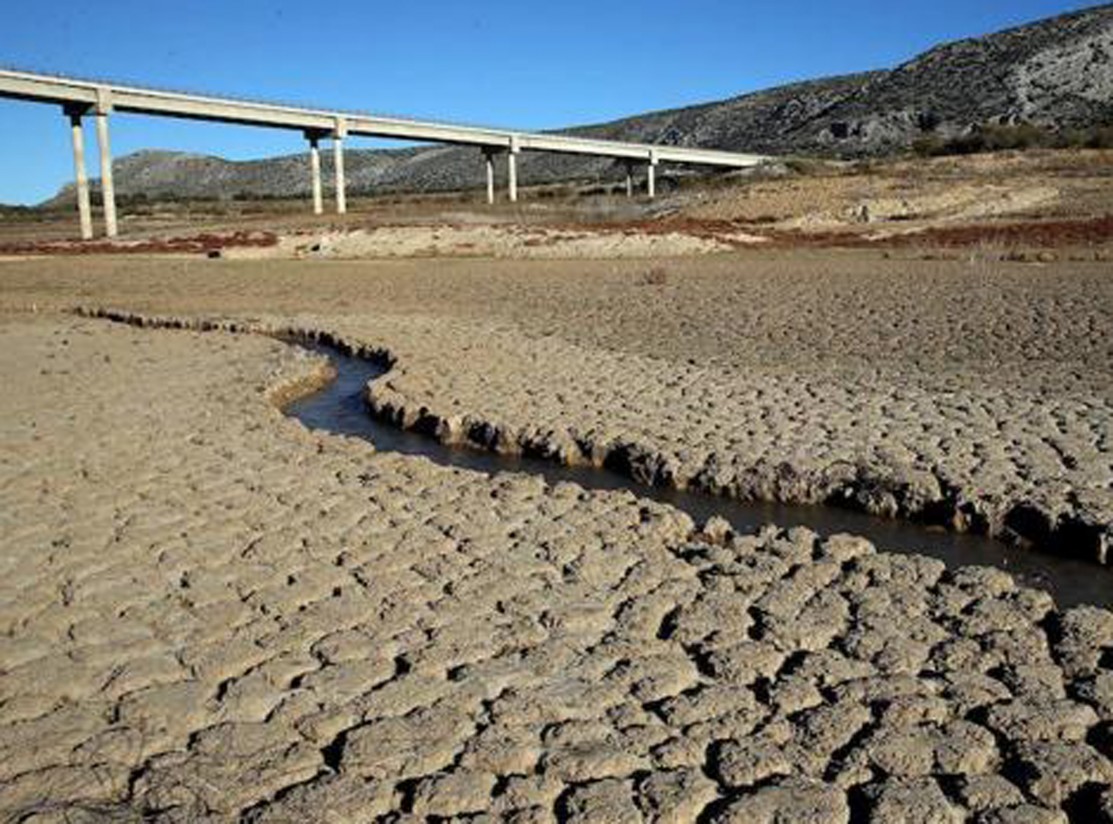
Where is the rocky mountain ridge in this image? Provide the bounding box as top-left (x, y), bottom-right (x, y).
top-left (49, 3), bottom-right (1113, 203)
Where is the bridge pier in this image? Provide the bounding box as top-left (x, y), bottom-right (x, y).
top-left (624, 162), bottom-right (634, 198)
top-left (306, 132), bottom-right (324, 215)
top-left (64, 105), bottom-right (93, 241)
top-left (647, 150), bottom-right (659, 199)
top-left (482, 148), bottom-right (496, 205)
top-left (333, 118), bottom-right (347, 214)
top-left (507, 136), bottom-right (520, 203)
top-left (94, 88), bottom-right (117, 238)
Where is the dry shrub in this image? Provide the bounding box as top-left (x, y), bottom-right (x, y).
top-left (639, 266), bottom-right (669, 286)
top-left (913, 123), bottom-right (1113, 157)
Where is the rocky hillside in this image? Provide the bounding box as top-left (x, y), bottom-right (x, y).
top-left (53, 3), bottom-right (1113, 202)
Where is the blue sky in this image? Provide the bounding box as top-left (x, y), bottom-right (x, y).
top-left (0, 0), bottom-right (1098, 204)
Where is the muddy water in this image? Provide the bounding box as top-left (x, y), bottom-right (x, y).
top-left (285, 344), bottom-right (1113, 608)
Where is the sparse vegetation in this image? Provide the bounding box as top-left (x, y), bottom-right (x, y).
top-left (783, 157), bottom-right (829, 177)
top-left (0, 204), bottom-right (43, 222)
top-left (913, 123), bottom-right (1113, 157)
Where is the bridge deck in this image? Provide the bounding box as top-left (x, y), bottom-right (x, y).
top-left (0, 69), bottom-right (767, 167)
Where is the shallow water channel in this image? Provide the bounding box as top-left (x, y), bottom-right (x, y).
top-left (285, 343), bottom-right (1113, 609)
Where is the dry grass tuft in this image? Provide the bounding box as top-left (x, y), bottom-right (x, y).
top-left (639, 266), bottom-right (669, 286)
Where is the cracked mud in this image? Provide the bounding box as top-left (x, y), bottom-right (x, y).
top-left (3, 255), bottom-right (1108, 558)
top-left (1, 252), bottom-right (1111, 822)
top-left (3, 314), bottom-right (1113, 822)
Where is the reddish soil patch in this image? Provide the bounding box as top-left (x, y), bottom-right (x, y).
top-left (765, 215), bottom-right (1113, 250)
top-left (0, 230), bottom-right (278, 257)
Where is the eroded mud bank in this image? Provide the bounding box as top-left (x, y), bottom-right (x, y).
top-left (75, 305), bottom-right (1113, 567)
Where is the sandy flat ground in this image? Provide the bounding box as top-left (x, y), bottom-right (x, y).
top-left (0, 247), bottom-right (1111, 821)
top-left (229, 225), bottom-right (765, 260)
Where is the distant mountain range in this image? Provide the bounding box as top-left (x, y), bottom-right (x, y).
top-left (49, 3), bottom-right (1113, 204)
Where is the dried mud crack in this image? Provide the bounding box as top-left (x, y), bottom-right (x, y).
top-left (2, 307), bottom-right (1112, 821)
top-left (74, 305), bottom-right (1112, 567)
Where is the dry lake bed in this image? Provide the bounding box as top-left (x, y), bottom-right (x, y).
top-left (1, 248), bottom-right (1112, 822)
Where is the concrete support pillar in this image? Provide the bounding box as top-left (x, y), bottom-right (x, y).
top-left (334, 139), bottom-right (346, 214)
top-left (624, 163), bottom-right (634, 198)
top-left (333, 118), bottom-right (347, 215)
top-left (307, 133), bottom-right (323, 215)
top-left (507, 136), bottom-right (520, 203)
top-left (647, 152), bottom-right (659, 200)
top-left (95, 89), bottom-right (117, 238)
top-left (95, 114), bottom-right (117, 237)
top-left (483, 150), bottom-right (495, 205)
top-left (66, 107), bottom-right (93, 241)
top-left (507, 153), bottom-right (518, 203)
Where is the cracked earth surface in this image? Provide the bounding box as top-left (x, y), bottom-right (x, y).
top-left (1, 251), bottom-right (1111, 821)
top-left (3, 314), bottom-right (1113, 822)
top-left (1, 255), bottom-right (1109, 556)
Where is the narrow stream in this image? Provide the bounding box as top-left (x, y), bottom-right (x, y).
top-left (285, 343), bottom-right (1113, 608)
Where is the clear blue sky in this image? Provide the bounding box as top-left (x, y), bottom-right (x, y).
top-left (0, 0), bottom-right (1099, 204)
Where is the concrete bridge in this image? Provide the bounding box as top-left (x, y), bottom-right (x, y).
top-left (0, 68), bottom-right (769, 239)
